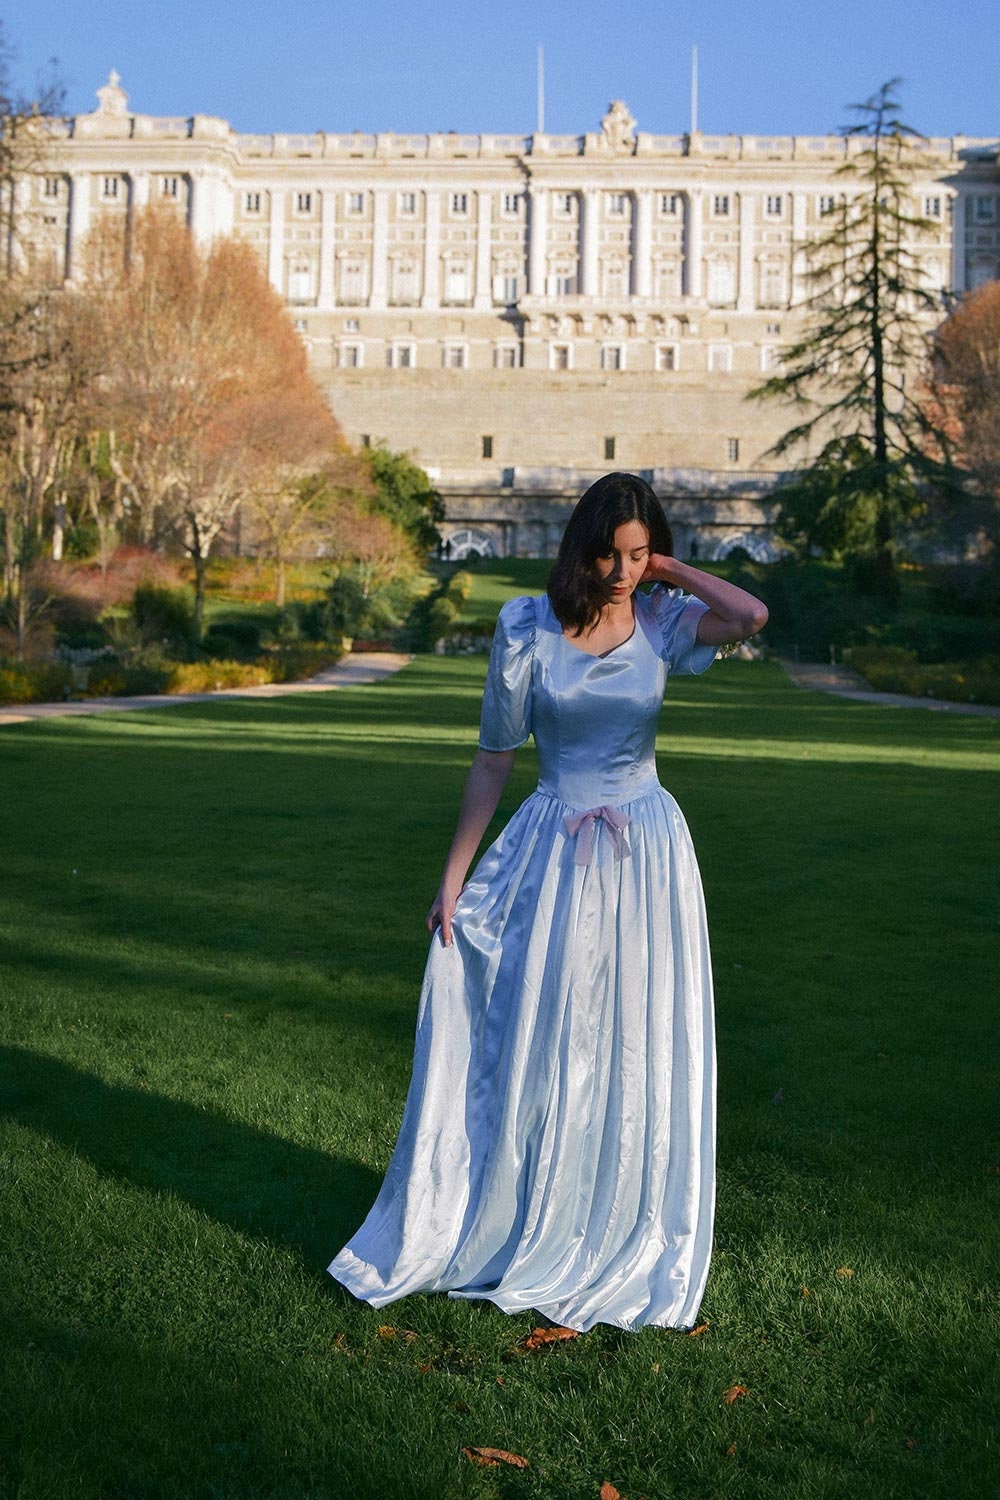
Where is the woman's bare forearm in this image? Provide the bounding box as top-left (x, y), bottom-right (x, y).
top-left (427, 748), bottom-right (515, 944)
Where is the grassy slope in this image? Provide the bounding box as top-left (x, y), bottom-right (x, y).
top-left (1, 661), bottom-right (998, 1499)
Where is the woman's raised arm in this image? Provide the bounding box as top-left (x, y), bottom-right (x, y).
top-left (642, 555), bottom-right (769, 647)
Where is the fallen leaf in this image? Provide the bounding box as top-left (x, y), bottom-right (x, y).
top-left (600, 1484), bottom-right (623, 1499)
top-left (461, 1447), bottom-right (529, 1469)
top-left (687, 1321), bottom-right (711, 1337)
top-left (651, 1362), bottom-right (660, 1373)
top-left (723, 1385), bottom-right (749, 1404)
top-left (451, 1399), bottom-right (469, 1412)
top-left (519, 1324), bottom-right (580, 1350)
top-left (905, 1438), bottom-right (918, 1451)
top-left (495, 1376), bottom-right (505, 1386)
top-left (377, 1325), bottom-right (418, 1344)
top-left (836, 1267), bottom-right (855, 1278)
top-left (801, 1286), bottom-right (811, 1298)
top-left (985, 1164), bottom-right (1000, 1175)
top-left (725, 1442), bottom-right (738, 1457)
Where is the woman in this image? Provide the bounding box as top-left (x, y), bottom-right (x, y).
top-left (329, 472), bottom-right (768, 1333)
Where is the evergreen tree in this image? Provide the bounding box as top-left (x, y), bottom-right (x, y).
top-left (750, 80), bottom-right (956, 584)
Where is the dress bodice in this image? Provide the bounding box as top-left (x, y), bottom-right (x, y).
top-left (479, 588), bottom-right (715, 810)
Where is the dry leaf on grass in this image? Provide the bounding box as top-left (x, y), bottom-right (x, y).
top-left (600, 1484), bottom-right (622, 1499)
top-left (461, 1446), bottom-right (530, 1469)
top-left (725, 1442), bottom-right (738, 1457)
top-left (723, 1384), bottom-right (750, 1404)
top-left (687, 1321), bottom-right (710, 1337)
top-left (518, 1324), bottom-right (581, 1351)
top-left (377, 1324), bottom-right (418, 1344)
top-left (836, 1266), bottom-right (855, 1278)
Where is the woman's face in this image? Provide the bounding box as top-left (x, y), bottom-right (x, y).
top-left (593, 520), bottom-right (650, 609)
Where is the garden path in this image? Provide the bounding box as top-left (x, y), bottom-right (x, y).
top-left (780, 658), bottom-right (1000, 718)
top-left (0, 652), bottom-right (412, 728)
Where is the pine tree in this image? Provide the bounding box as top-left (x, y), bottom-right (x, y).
top-left (750, 80), bottom-right (956, 585)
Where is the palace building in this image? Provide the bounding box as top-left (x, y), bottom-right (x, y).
top-left (23, 73), bottom-right (1000, 557)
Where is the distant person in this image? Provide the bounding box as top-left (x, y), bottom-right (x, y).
top-left (329, 471), bottom-right (768, 1333)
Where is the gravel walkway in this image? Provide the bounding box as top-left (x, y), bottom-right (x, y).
top-left (779, 659), bottom-right (1000, 719)
top-left (0, 652), bottom-right (412, 728)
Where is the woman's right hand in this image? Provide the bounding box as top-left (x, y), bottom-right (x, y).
top-left (427, 880), bottom-right (462, 947)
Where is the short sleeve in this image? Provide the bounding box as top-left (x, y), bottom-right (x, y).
top-left (478, 596), bottom-right (537, 750)
top-left (649, 584), bottom-right (717, 676)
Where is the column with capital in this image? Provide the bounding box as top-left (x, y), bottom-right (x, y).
top-left (790, 192), bottom-right (808, 305)
top-left (318, 189), bottom-right (336, 309)
top-left (950, 192), bottom-right (967, 294)
top-left (369, 190), bottom-right (388, 309)
top-left (131, 174), bottom-right (150, 210)
top-left (737, 192), bottom-right (756, 312)
top-left (421, 191), bottom-right (441, 308)
top-left (632, 190), bottom-right (653, 298)
top-left (683, 189), bottom-right (703, 299)
top-left (579, 190), bottom-right (599, 297)
top-left (474, 189), bottom-right (493, 309)
top-left (67, 175), bottom-right (92, 279)
top-left (527, 185), bottom-right (547, 296)
top-left (267, 186), bottom-right (286, 296)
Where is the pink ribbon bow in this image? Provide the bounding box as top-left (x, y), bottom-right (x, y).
top-left (563, 805), bottom-right (631, 866)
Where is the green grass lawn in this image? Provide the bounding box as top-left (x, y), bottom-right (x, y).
top-left (1, 661), bottom-right (998, 1499)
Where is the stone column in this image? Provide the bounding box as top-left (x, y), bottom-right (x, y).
top-left (737, 191), bottom-right (756, 311)
top-left (474, 189), bottom-right (492, 309)
top-left (189, 171), bottom-right (214, 243)
top-left (683, 189), bottom-right (703, 298)
top-left (67, 174), bottom-right (91, 279)
top-left (421, 190), bottom-right (441, 308)
top-left (791, 191), bottom-right (808, 305)
top-left (369, 189), bottom-right (388, 309)
top-left (580, 189), bottom-right (599, 297)
top-left (131, 174), bottom-right (150, 209)
top-left (318, 188), bottom-right (336, 309)
top-left (631, 189), bottom-right (653, 298)
top-left (950, 191), bottom-right (967, 294)
top-left (527, 185), bottom-right (547, 296)
top-left (267, 187), bottom-right (285, 295)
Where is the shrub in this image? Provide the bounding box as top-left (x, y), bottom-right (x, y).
top-left (165, 660), bottom-right (272, 694)
top-left (203, 620), bottom-right (263, 660)
top-left (849, 645), bottom-right (1000, 705)
top-left (132, 583), bottom-right (195, 650)
top-left (0, 661), bottom-right (73, 705)
top-left (445, 570), bottom-right (473, 608)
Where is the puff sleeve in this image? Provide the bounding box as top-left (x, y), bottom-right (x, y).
top-left (649, 584), bottom-right (717, 676)
top-left (478, 596), bottom-right (537, 750)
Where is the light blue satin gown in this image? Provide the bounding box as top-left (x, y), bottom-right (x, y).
top-left (329, 585), bottom-right (718, 1332)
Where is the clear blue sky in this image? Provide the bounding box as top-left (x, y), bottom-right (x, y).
top-left (6, 0), bottom-right (998, 140)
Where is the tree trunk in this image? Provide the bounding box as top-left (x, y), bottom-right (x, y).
top-left (276, 556), bottom-right (286, 608)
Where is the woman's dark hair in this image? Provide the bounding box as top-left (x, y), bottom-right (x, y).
top-left (547, 471), bottom-right (673, 634)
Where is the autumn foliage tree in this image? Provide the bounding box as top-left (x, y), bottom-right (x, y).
top-left (83, 205), bottom-right (345, 634)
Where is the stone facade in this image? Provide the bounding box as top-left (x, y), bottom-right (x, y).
top-left (21, 76), bottom-right (1000, 557)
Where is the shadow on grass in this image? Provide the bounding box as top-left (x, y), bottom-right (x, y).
top-left (0, 1044), bottom-right (379, 1268)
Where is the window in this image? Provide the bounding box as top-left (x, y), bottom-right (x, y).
top-left (339, 342), bottom-right (363, 369)
top-left (42, 176), bottom-right (61, 199)
top-left (603, 261), bottom-right (628, 298)
top-left (818, 194), bottom-right (836, 216)
top-left (549, 267), bottom-right (577, 296)
top-left (765, 194), bottom-right (783, 217)
top-left (765, 321), bottom-right (782, 334)
top-left (550, 343), bottom-right (572, 371)
top-left (360, 434), bottom-right (371, 448)
top-left (482, 435), bottom-right (493, 459)
top-left (601, 345), bottom-right (625, 371)
top-left (444, 260), bottom-right (471, 303)
top-left (726, 437), bottom-right (740, 462)
top-left (443, 344), bottom-right (468, 369)
top-left (387, 342), bottom-right (416, 368)
top-left (345, 190), bottom-right (365, 215)
top-left (158, 175), bottom-right (179, 200)
top-left (101, 176), bottom-right (120, 200)
top-left (923, 195), bottom-right (943, 219)
top-left (654, 260), bottom-right (681, 299)
top-left (292, 318), bottom-right (307, 333)
top-left (707, 259), bottom-right (736, 305)
top-left (391, 259), bottom-right (420, 304)
top-left (659, 192), bottom-right (680, 216)
top-left (604, 437), bottom-right (616, 461)
top-left (606, 193), bottom-right (628, 216)
top-left (494, 344), bottom-right (518, 369)
top-left (656, 344), bottom-right (678, 372)
top-left (553, 192), bottom-right (575, 217)
top-left (288, 260), bottom-right (316, 302)
top-left (296, 191), bottom-right (313, 214)
top-left (244, 191), bottom-right (262, 214)
top-left (498, 273), bottom-right (520, 304)
top-left (760, 345), bottom-right (781, 373)
top-left (712, 193), bottom-right (730, 217)
top-left (450, 192), bottom-right (468, 216)
top-left (974, 195), bottom-right (996, 223)
top-left (398, 191), bottom-right (417, 215)
top-left (758, 260), bottom-right (787, 308)
top-left (502, 192), bottom-right (521, 216)
top-left (339, 260), bottom-right (367, 303)
top-left (708, 343), bottom-right (733, 373)
top-left (344, 318), bottom-right (360, 332)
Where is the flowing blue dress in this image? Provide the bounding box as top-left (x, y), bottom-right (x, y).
top-left (329, 585), bottom-right (718, 1332)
